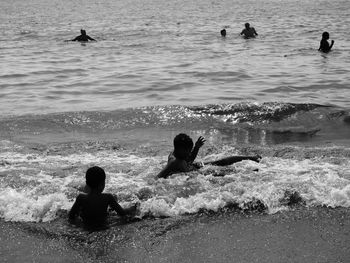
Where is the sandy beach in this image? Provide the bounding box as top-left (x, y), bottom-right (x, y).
top-left (1, 207), bottom-right (349, 263)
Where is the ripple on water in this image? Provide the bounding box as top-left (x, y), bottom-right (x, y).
top-left (0, 0), bottom-right (350, 114)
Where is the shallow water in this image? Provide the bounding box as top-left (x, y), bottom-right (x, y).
top-left (1, 103), bottom-right (350, 222)
top-left (1, 0), bottom-right (350, 115)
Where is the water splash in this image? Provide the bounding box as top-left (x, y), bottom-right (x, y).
top-left (0, 141), bottom-right (349, 222)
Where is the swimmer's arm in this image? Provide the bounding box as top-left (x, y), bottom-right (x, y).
top-left (253, 28), bottom-right (258, 36)
top-left (108, 194), bottom-right (127, 216)
top-left (157, 159), bottom-right (187, 178)
top-left (329, 40), bottom-right (334, 50)
top-left (87, 35), bottom-right (96, 41)
top-left (240, 30), bottom-right (244, 35)
top-left (157, 161), bottom-right (175, 178)
top-left (68, 194), bottom-right (83, 222)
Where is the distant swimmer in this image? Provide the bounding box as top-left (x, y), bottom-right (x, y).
top-left (318, 32), bottom-right (334, 53)
top-left (69, 29), bottom-right (96, 42)
top-left (240, 23), bottom-right (258, 38)
top-left (221, 29), bottom-right (227, 37)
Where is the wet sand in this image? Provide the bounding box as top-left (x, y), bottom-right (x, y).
top-left (138, 207), bottom-right (350, 263)
top-left (1, 207), bottom-right (349, 263)
top-left (0, 222), bottom-right (88, 263)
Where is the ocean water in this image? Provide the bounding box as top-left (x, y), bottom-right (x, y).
top-left (1, 103), bottom-right (350, 222)
top-left (1, 0), bottom-right (350, 261)
top-left (1, 0), bottom-right (350, 115)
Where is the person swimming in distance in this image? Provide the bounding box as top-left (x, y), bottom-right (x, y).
top-left (69, 29), bottom-right (96, 42)
top-left (157, 133), bottom-right (261, 179)
top-left (221, 29), bottom-right (227, 37)
top-left (318, 32), bottom-right (334, 53)
top-left (240, 23), bottom-right (258, 39)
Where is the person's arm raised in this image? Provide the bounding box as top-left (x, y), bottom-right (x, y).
top-left (189, 136), bottom-right (206, 162)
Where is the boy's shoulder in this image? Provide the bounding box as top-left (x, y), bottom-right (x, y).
top-left (101, 192), bottom-right (114, 198)
top-left (76, 193), bottom-right (87, 199)
top-left (75, 193), bottom-right (88, 203)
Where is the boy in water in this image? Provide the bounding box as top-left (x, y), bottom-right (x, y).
top-left (240, 23), bottom-right (258, 39)
top-left (221, 29), bottom-right (227, 37)
top-left (157, 133), bottom-right (261, 179)
top-left (69, 29), bottom-right (96, 42)
top-left (318, 32), bottom-right (334, 53)
top-left (69, 166), bottom-right (135, 230)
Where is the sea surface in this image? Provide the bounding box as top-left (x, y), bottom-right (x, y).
top-left (0, 0), bottom-right (350, 262)
top-left (1, 0), bottom-right (350, 114)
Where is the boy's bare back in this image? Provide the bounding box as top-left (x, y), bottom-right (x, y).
top-left (69, 166), bottom-right (136, 230)
top-left (69, 192), bottom-right (125, 226)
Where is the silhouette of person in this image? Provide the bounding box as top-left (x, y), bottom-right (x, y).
top-left (69, 166), bottom-right (137, 230)
top-left (157, 134), bottom-right (261, 179)
top-left (240, 23), bottom-right (258, 38)
top-left (70, 29), bottom-right (96, 42)
top-left (318, 32), bottom-right (334, 53)
top-left (221, 29), bottom-right (226, 37)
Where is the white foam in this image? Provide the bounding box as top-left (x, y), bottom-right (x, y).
top-left (0, 146), bottom-right (349, 222)
top-left (0, 188), bottom-right (71, 222)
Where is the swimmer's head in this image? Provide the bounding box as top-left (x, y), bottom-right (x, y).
top-left (86, 166), bottom-right (106, 192)
top-left (245, 23), bottom-right (250, 29)
top-left (322, 32), bottom-right (329, 39)
top-left (81, 29), bottom-right (87, 35)
top-left (221, 29), bottom-right (226, 37)
top-left (173, 133), bottom-right (193, 160)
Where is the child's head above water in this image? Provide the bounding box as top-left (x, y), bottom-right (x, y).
top-left (220, 29), bottom-right (226, 37)
top-left (173, 133), bottom-right (193, 160)
top-left (86, 166), bottom-right (106, 192)
top-left (174, 133), bottom-right (193, 150)
top-left (322, 31), bottom-right (329, 39)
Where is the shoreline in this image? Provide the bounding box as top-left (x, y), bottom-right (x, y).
top-left (1, 206), bottom-right (349, 262)
top-left (140, 206), bottom-right (350, 263)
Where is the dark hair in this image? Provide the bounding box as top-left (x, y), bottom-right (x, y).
top-left (86, 166), bottom-right (106, 188)
top-left (221, 29), bottom-right (226, 37)
top-left (322, 31), bottom-right (329, 39)
top-left (173, 133), bottom-right (193, 150)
